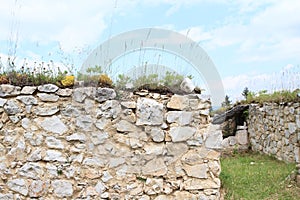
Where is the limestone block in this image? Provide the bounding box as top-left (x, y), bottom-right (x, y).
top-left (136, 98), bottom-right (163, 125)
top-left (29, 180), bottom-right (49, 198)
top-left (21, 86), bottom-right (36, 94)
top-left (51, 180), bottom-right (73, 198)
top-left (3, 99), bottom-right (22, 115)
top-left (166, 111), bottom-right (193, 125)
top-left (95, 88), bottom-right (116, 103)
top-left (0, 84), bottom-right (21, 97)
top-left (16, 95), bottom-right (38, 105)
top-left (167, 95), bottom-right (189, 110)
top-left (38, 116), bottom-right (68, 135)
top-left (37, 93), bottom-right (59, 102)
top-left (7, 179), bottom-right (28, 196)
top-left (169, 126), bottom-right (196, 142)
top-left (37, 84), bottom-right (59, 93)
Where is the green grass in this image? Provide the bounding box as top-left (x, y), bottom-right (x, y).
top-left (220, 152), bottom-right (300, 200)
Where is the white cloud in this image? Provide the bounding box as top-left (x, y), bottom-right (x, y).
top-left (222, 64), bottom-right (300, 102)
top-left (184, 1), bottom-right (300, 62)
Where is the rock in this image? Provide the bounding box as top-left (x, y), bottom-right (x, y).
top-left (236, 130), bottom-right (248, 145)
top-left (3, 99), bottom-right (22, 115)
top-left (90, 131), bottom-right (109, 145)
top-left (7, 179), bottom-right (28, 196)
top-left (33, 106), bottom-right (59, 116)
top-left (51, 180), bottom-right (73, 198)
top-left (108, 157), bottom-right (126, 168)
top-left (184, 178), bottom-right (220, 190)
top-left (27, 149), bottom-right (42, 161)
top-left (136, 98), bottom-right (164, 125)
top-left (99, 100), bottom-right (122, 119)
top-left (101, 171), bottom-right (113, 182)
top-left (73, 88), bottom-right (87, 103)
top-left (39, 116), bottom-right (68, 135)
top-left (183, 163), bottom-right (208, 178)
top-left (83, 157), bottom-right (106, 167)
top-left (180, 78), bottom-right (195, 93)
top-left (0, 193), bottom-right (14, 199)
top-left (61, 104), bottom-right (80, 117)
top-left (9, 115), bottom-right (20, 123)
top-left (149, 127), bottom-right (165, 142)
top-left (0, 84), bottom-right (21, 97)
top-left (95, 181), bottom-right (107, 194)
top-left (44, 150), bottom-right (67, 162)
top-left (116, 120), bottom-right (137, 132)
top-left (95, 88), bottom-right (116, 102)
top-left (66, 133), bottom-right (86, 142)
top-left (37, 93), bottom-right (59, 102)
top-left (21, 86), bottom-right (36, 94)
top-left (0, 97), bottom-right (7, 107)
top-left (76, 115), bottom-right (93, 131)
top-left (212, 104), bottom-right (249, 124)
top-left (46, 136), bottom-right (65, 149)
top-left (166, 111), bottom-right (193, 125)
top-left (56, 88), bottom-right (73, 97)
top-left (169, 127), bottom-right (196, 142)
top-left (205, 124), bottom-right (223, 149)
top-left (288, 123), bottom-right (296, 134)
top-left (95, 118), bottom-right (111, 130)
top-left (144, 143), bottom-right (164, 155)
top-left (16, 95), bottom-right (38, 105)
top-left (142, 158), bottom-right (167, 176)
top-left (29, 180), bottom-right (49, 198)
top-left (18, 162), bottom-right (44, 179)
top-left (181, 149), bottom-right (203, 165)
top-left (166, 142), bottom-right (189, 158)
top-left (167, 95), bottom-right (189, 110)
top-left (37, 84), bottom-right (58, 93)
top-left (121, 101), bottom-right (136, 109)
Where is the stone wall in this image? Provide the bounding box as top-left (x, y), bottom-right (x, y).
top-left (247, 103), bottom-right (300, 163)
top-left (0, 84), bottom-right (221, 199)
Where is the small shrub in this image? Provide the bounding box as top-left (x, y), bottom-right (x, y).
top-left (61, 75), bottom-right (75, 87)
top-left (98, 74), bottom-right (113, 87)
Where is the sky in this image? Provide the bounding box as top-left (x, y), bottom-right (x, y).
top-left (0, 0), bottom-right (299, 105)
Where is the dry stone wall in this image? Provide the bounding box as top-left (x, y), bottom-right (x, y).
top-left (0, 84), bottom-right (221, 199)
top-left (247, 103), bottom-right (300, 163)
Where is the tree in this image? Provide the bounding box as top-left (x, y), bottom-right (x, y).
top-left (222, 95), bottom-right (231, 108)
top-left (242, 87), bottom-right (249, 99)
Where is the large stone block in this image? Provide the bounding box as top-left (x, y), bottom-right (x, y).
top-left (136, 98), bottom-right (163, 125)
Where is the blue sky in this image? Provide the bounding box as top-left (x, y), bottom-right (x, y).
top-left (0, 0), bottom-right (299, 105)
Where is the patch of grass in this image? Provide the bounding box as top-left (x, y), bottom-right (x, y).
top-left (220, 152), bottom-right (300, 200)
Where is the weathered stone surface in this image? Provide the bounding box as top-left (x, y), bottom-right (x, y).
top-left (61, 104), bottom-right (80, 117)
top-left (95, 88), bottom-right (116, 102)
top-left (180, 77), bottom-right (195, 93)
top-left (183, 163), bottom-right (208, 178)
top-left (16, 95), bottom-right (38, 105)
top-left (99, 100), bottom-right (122, 119)
top-left (21, 86), bottom-right (36, 94)
top-left (37, 84), bottom-right (58, 93)
top-left (142, 158), bottom-right (167, 176)
top-left (236, 130), bottom-right (248, 145)
top-left (83, 157), bottom-right (106, 167)
top-left (149, 127), bottom-right (165, 142)
top-left (73, 88), bottom-right (87, 103)
top-left (66, 133), bottom-right (86, 142)
top-left (184, 178), bottom-right (220, 190)
top-left (0, 97), bottom-right (7, 107)
top-left (46, 136), bottom-right (64, 149)
top-left (136, 98), bottom-right (163, 125)
top-left (37, 93), bottom-right (59, 102)
top-left (39, 116), bottom-right (68, 135)
top-left (7, 179), bottom-right (28, 196)
top-left (205, 124), bottom-right (223, 149)
top-left (116, 120), bottom-right (137, 132)
top-left (3, 99), bottom-right (21, 115)
top-left (29, 180), bottom-right (49, 198)
top-left (169, 127), bottom-right (196, 142)
top-left (76, 115), bottom-right (93, 130)
top-left (121, 101), bottom-right (136, 109)
top-left (34, 106), bottom-right (59, 116)
top-left (95, 181), bottom-right (107, 194)
top-left (95, 118), bottom-right (111, 130)
top-left (51, 180), bottom-right (73, 197)
top-left (90, 131), bottom-right (109, 145)
top-left (0, 193), bottom-right (14, 199)
top-left (0, 84), bottom-right (21, 97)
top-left (44, 150), bottom-right (67, 162)
top-left (144, 143), bottom-right (164, 155)
top-left (166, 111), bottom-right (193, 125)
top-left (19, 162), bottom-right (44, 179)
top-left (167, 95), bottom-right (189, 110)
top-left (56, 88), bottom-right (73, 96)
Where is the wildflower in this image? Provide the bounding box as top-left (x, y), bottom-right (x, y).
top-left (61, 75), bottom-right (75, 87)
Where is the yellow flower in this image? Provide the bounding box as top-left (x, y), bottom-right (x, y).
top-left (98, 74), bottom-right (113, 87)
top-left (61, 75), bottom-right (75, 87)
